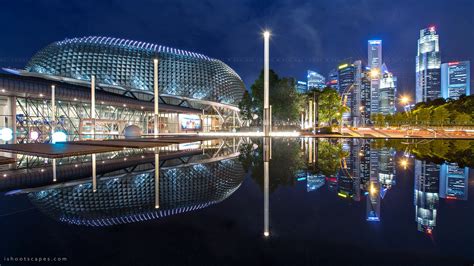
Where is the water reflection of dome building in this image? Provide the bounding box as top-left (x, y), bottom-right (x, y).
top-left (28, 157), bottom-right (245, 226)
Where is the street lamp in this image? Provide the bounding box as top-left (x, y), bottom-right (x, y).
top-left (263, 30), bottom-right (271, 136)
top-left (370, 68), bottom-right (380, 79)
top-left (400, 158), bottom-right (408, 170)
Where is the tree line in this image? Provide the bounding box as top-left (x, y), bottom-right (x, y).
top-left (371, 95), bottom-right (474, 128)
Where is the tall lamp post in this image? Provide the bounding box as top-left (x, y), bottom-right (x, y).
top-left (263, 31), bottom-right (270, 136)
top-left (154, 58), bottom-right (159, 137)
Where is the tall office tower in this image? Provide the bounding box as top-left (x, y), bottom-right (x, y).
top-left (360, 69), bottom-right (372, 125)
top-left (440, 163), bottom-right (469, 200)
top-left (368, 40), bottom-right (382, 68)
top-left (307, 70), bottom-right (326, 90)
top-left (414, 160), bottom-right (440, 234)
top-left (327, 68), bottom-right (339, 90)
top-left (379, 63), bottom-right (397, 115)
top-left (441, 61), bottom-right (470, 100)
top-left (296, 80), bottom-right (308, 94)
top-left (338, 63), bottom-right (355, 126)
top-left (352, 60), bottom-right (363, 127)
top-left (416, 26), bottom-right (441, 103)
top-left (368, 40), bottom-right (382, 114)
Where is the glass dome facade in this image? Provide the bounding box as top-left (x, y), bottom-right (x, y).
top-left (25, 36), bottom-right (245, 105)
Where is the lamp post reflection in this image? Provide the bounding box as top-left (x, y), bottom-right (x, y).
top-left (52, 158), bottom-right (57, 182)
top-left (263, 137), bottom-right (271, 237)
top-left (155, 149), bottom-right (160, 209)
top-left (92, 153), bottom-right (97, 192)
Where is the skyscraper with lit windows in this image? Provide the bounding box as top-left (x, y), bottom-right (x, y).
top-left (416, 26), bottom-right (441, 103)
top-left (307, 70), bottom-right (326, 90)
top-left (368, 40), bottom-right (382, 114)
top-left (379, 64), bottom-right (397, 115)
top-left (441, 61), bottom-right (470, 100)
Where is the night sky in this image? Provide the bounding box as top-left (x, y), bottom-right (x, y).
top-left (0, 0), bottom-right (473, 98)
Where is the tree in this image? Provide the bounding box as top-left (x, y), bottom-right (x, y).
top-left (415, 107), bottom-right (431, 126)
top-left (318, 87), bottom-right (347, 126)
top-left (238, 90), bottom-right (253, 123)
top-left (454, 112), bottom-right (471, 128)
top-left (244, 69), bottom-right (305, 126)
top-left (371, 113), bottom-right (385, 127)
top-left (432, 106), bottom-right (450, 127)
top-left (392, 112), bottom-right (405, 127)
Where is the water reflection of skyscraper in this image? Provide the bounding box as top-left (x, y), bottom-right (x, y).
top-left (414, 160), bottom-right (470, 235)
top-left (414, 160), bottom-right (440, 235)
top-left (300, 138), bottom-right (398, 222)
top-left (299, 138), bottom-right (471, 232)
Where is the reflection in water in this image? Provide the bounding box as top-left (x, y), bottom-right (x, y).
top-left (19, 140), bottom-right (246, 226)
top-left (240, 138), bottom-right (472, 237)
top-left (263, 137), bottom-right (270, 237)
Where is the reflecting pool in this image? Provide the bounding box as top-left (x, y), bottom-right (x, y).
top-left (0, 138), bottom-right (473, 265)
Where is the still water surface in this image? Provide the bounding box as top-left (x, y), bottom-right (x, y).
top-left (0, 138), bottom-right (473, 265)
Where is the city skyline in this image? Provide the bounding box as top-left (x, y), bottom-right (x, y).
top-left (0, 0), bottom-right (473, 98)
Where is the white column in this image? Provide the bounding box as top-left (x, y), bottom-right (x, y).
top-left (92, 153), bottom-right (97, 192)
top-left (269, 105), bottom-right (272, 134)
top-left (313, 98), bottom-right (317, 131)
top-left (300, 113), bottom-right (304, 130)
top-left (155, 152), bottom-right (160, 209)
top-left (308, 100), bottom-right (313, 131)
top-left (263, 31), bottom-right (270, 136)
top-left (51, 85), bottom-right (55, 137)
top-left (91, 76), bottom-right (96, 139)
top-left (154, 58), bottom-right (159, 137)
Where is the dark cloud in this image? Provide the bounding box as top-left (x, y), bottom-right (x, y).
top-left (0, 0), bottom-right (472, 96)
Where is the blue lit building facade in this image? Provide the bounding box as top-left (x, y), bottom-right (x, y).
top-left (296, 80), bottom-right (308, 94)
top-left (338, 63), bottom-right (355, 126)
top-left (0, 37), bottom-right (246, 142)
top-left (379, 64), bottom-right (397, 115)
top-left (307, 70), bottom-right (326, 90)
top-left (327, 68), bottom-right (338, 90)
top-left (441, 61), bottom-right (470, 100)
top-left (416, 27), bottom-right (441, 103)
top-left (368, 40), bottom-right (382, 114)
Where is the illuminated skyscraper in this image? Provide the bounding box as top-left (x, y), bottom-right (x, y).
top-left (416, 26), bottom-right (441, 103)
top-left (307, 70), bottom-right (326, 90)
top-left (296, 80), bottom-right (308, 94)
top-left (368, 40), bottom-right (382, 69)
top-left (441, 61), bottom-right (470, 100)
top-left (338, 63), bottom-right (355, 126)
top-left (360, 68), bottom-right (372, 125)
top-left (327, 68), bottom-right (338, 90)
top-left (368, 40), bottom-right (382, 114)
top-left (379, 63), bottom-right (397, 115)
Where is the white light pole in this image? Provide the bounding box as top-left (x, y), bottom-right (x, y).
top-left (154, 58), bottom-right (159, 137)
top-left (263, 31), bottom-right (270, 136)
top-left (51, 85), bottom-right (55, 138)
top-left (91, 75), bottom-right (96, 139)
